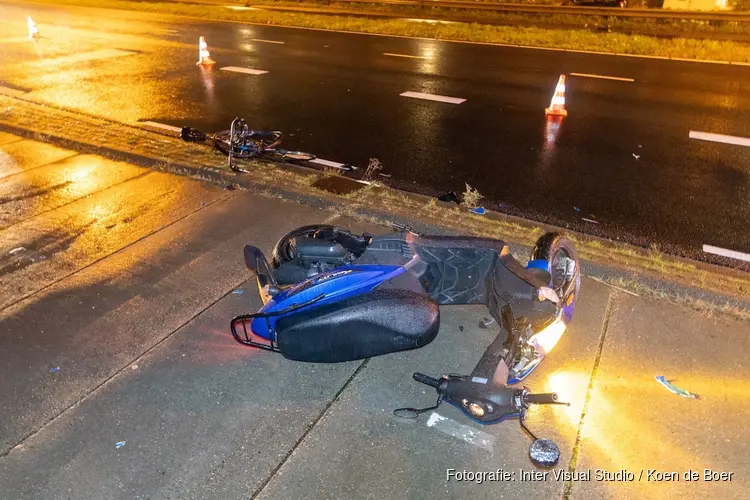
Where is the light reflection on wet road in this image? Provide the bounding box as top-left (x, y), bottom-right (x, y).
top-left (0, 138), bottom-right (228, 309)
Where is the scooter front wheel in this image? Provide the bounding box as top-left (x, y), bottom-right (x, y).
top-left (531, 233), bottom-right (580, 319)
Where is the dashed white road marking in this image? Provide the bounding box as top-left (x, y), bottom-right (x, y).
top-left (400, 91), bottom-right (465, 104)
top-left (140, 121), bottom-right (182, 133)
top-left (689, 131), bottom-right (750, 148)
top-left (384, 52), bottom-right (430, 60)
top-left (252, 38), bottom-right (285, 44)
top-left (570, 72), bottom-right (635, 82)
top-left (220, 66), bottom-right (269, 75)
top-left (702, 245), bottom-right (750, 263)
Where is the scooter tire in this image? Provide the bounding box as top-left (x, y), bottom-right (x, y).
top-left (530, 232), bottom-right (580, 300)
top-left (271, 224), bottom-right (336, 268)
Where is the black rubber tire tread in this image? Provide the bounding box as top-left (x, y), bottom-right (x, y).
top-left (271, 224), bottom-right (336, 268)
top-left (530, 232), bottom-right (579, 296)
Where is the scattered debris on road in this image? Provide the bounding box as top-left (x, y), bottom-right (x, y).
top-left (478, 317), bottom-right (495, 329)
top-left (232, 289), bottom-right (244, 295)
top-left (655, 375), bottom-right (700, 399)
top-left (437, 191), bottom-right (460, 204)
top-left (633, 153), bottom-right (641, 160)
top-left (469, 207), bottom-right (486, 215)
top-left (9, 247), bottom-right (26, 255)
top-left (49, 366), bottom-right (60, 373)
top-left (115, 441), bottom-right (126, 449)
top-left (180, 126), bottom-right (207, 142)
top-left (581, 217), bottom-right (599, 224)
top-left (362, 158), bottom-right (383, 182)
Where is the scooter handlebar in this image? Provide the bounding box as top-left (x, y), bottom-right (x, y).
top-left (413, 372), bottom-right (441, 388)
top-left (523, 392), bottom-right (560, 405)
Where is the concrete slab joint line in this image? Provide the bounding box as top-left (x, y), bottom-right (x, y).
top-left (251, 358), bottom-right (371, 498)
top-left (563, 294), bottom-right (614, 500)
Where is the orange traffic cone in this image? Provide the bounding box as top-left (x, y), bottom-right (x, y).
top-left (545, 74), bottom-right (567, 117)
top-left (28, 17), bottom-right (40, 39)
top-left (196, 36), bottom-right (215, 66)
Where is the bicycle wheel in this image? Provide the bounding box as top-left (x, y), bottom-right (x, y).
top-left (213, 130), bottom-right (260, 159)
top-left (263, 148), bottom-right (316, 162)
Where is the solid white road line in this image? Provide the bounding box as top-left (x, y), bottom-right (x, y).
top-left (252, 38), bottom-right (285, 44)
top-left (140, 121), bottom-right (182, 133)
top-left (570, 72), bottom-right (635, 82)
top-left (689, 131), bottom-right (750, 148)
top-left (400, 91), bottom-right (465, 104)
top-left (309, 158), bottom-right (347, 169)
top-left (383, 52), bottom-right (430, 60)
top-left (703, 245), bottom-right (750, 263)
top-left (225, 6), bottom-right (258, 10)
top-left (220, 66), bottom-right (269, 75)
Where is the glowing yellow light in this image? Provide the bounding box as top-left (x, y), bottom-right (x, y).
top-left (545, 371), bottom-right (587, 427)
top-left (69, 165), bottom-right (94, 182)
top-left (529, 319), bottom-right (566, 355)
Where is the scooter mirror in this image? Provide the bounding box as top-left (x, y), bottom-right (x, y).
top-left (393, 408), bottom-right (421, 419)
top-left (529, 438), bottom-right (560, 468)
top-left (243, 245), bottom-right (260, 273)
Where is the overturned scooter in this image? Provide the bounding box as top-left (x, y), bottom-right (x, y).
top-left (230, 224), bottom-right (580, 385)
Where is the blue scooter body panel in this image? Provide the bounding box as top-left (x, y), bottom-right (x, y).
top-left (250, 264), bottom-right (404, 340)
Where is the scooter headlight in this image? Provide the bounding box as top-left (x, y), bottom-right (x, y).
top-left (529, 318), bottom-right (566, 356)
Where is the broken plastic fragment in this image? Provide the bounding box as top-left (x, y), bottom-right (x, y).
top-left (478, 317), bottom-right (495, 329)
top-left (574, 207), bottom-right (581, 212)
top-left (232, 289), bottom-right (244, 295)
top-left (9, 247), bottom-right (25, 255)
top-left (49, 366), bottom-right (60, 373)
top-left (655, 375), bottom-right (700, 399)
top-left (632, 153), bottom-right (640, 160)
top-left (470, 207), bottom-right (486, 215)
top-left (115, 441), bottom-right (126, 449)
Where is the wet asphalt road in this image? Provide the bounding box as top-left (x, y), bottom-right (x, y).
top-left (1, 1), bottom-right (749, 266)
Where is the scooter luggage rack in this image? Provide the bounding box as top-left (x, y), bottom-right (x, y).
top-left (230, 312), bottom-right (281, 352)
top-left (230, 292), bottom-right (326, 352)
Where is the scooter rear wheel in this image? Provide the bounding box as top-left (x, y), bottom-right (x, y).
top-left (271, 224), bottom-right (335, 268)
